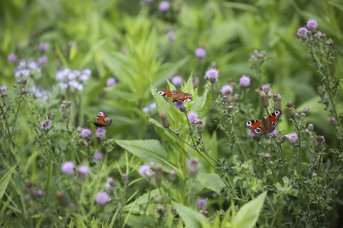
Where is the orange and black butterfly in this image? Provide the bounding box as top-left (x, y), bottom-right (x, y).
top-left (157, 90), bottom-right (193, 102)
top-left (93, 112), bottom-right (112, 127)
top-left (245, 110), bottom-right (282, 136)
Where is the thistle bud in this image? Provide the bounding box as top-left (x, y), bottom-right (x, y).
top-left (160, 113), bottom-right (170, 128)
top-left (260, 93), bottom-right (269, 108)
top-left (153, 165), bottom-right (163, 185)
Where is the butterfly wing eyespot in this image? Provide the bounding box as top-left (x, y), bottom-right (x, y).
top-left (255, 127), bottom-right (262, 133)
top-left (97, 112), bottom-right (104, 117)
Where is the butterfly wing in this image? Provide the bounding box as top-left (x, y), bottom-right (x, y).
top-left (264, 110), bottom-right (282, 132)
top-left (245, 119), bottom-right (266, 135)
top-left (94, 112), bottom-right (112, 127)
top-left (157, 90), bottom-right (192, 102)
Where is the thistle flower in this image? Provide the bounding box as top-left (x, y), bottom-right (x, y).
top-left (95, 127), bottom-right (106, 139)
top-left (239, 75), bottom-right (251, 87)
top-left (95, 192), bottom-right (110, 205)
top-left (0, 86), bottom-right (7, 97)
top-left (267, 129), bottom-right (278, 137)
top-left (187, 112), bottom-right (199, 123)
top-left (14, 60), bottom-right (41, 79)
top-left (166, 31), bottom-right (176, 42)
top-left (249, 50), bottom-right (266, 63)
top-left (297, 27), bottom-right (308, 39)
top-left (205, 67), bottom-right (219, 83)
top-left (40, 119), bottom-right (52, 131)
top-left (77, 165), bottom-right (90, 177)
top-left (106, 77), bottom-right (117, 87)
top-left (187, 158), bottom-right (199, 177)
top-left (105, 177), bottom-right (116, 190)
top-left (286, 133), bottom-right (298, 144)
top-left (156, 205), bottom-right (166, 216)
top-left (61, 161), bottom-right (75, 175)
top-left (329, 116), bottom-right (337, 126)
top-left (30, 86), bottom-right (49, 100)
top-left (197, 198), bottom-right (207, 209)
top-left (195, 48), bottom-right (206, 59)
top-left (306, 19), bottom-right (317, 30)
top-left (220, 84), bottom-right (233, 95)
top-left (143, 102), bottom-right (157, 113)
top-left (171, 76), bottom-right (183, 87)
top-left (38, 55), bottom-right (48, 65)
top-left (159, 1), bottom-right (170, 12)
top-left (168, 170), bottom-right (176, 182)
top-left (34, 189), bottom-right (44, 197)
top-left (139, 164), bottom-right (153, 177)
top-left (93, 151), bottom-right (104, 161)
top-left (174, 101), bottom-right (186, 112)
top-left (38, 42), bottom-right (49, 51)
top-left (7, 53), bottom-right (17, 63)
top-left (80, 128), bottom-right (92, 140)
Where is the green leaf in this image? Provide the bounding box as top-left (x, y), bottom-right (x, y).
top-left (173, 202), bottom-right (211, 228)
top-left (115, 139), bottom-right (181, 174)
top-left (198, 172), bottom-right (225, 194)
top-left (232, 192), bottom-right (267, 228)
top-left (0, 166), bottom-right (16, 199)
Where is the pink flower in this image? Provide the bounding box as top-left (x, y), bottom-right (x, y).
top-left (239, 75), bottom-right (251, 87)
top-left (195, 48), bottom-right (206, 58)
top-left (95, 192), bottom-right (109, 205)
top-left (95, 127), bottom-right (106, 139)
top-left (80, 128), bottom-right (92, 140)
top-left (61, 161), bottom-right (75, 175)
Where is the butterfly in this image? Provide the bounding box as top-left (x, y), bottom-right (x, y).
top-left (244, 110), bottom-right (282, 136)
top-left (157, 90), bottom-right (193, 102)
top-left (93, 112), bottom-right (112, 127)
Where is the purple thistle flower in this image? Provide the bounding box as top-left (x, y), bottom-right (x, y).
top-left (171, 76), bottom-right (183, 87)
top-left (267, 129), bottom-right (278, 137)
top-left (40, 119), bottom-right (52, 131)
top-left (0, 86), bottom-right (7, 96)
top-left (95, 191), bottom-right (110, 205)
top-left (38, 55), bottom-right (48, 65)
top-left (174, 101), bottom-right (186, 112)
top-left (297, 27), bottom-right (308, 39)
top-left (306, 19), bottom-right (317, 30)
top-left (193, 76), bottom-right (199, 87)
top-left (187, 112), bottom-right (199, 123)
top-left (34, 189), bottom-right (44, 197)
top-left (166, 31), bottom-right (176, 42)
top-left (139, 164), bottom-right (153, 177)
top-left (159, 1), bottom-right (170, 12)
top-left (8, 53), bottom-right (17, 63)
top-left (205, 67), bottom-right (219, 83)
top-left (248, 130), bottom-right (258, 138)
top-left (93, 151), bottom-right (104, 161)
top-left (95, 127), bottom-right (106, 139)
top-left (106, 77), bottom-right (117, 87)
top-left (220, 84), bottom-right (233, 95)
top-left (197, 198), bottom-right (207, 209)
top-left (80, 128), bottom-right (92, 140)
top-left (61, 161), bottom-right (75, 175)
top-left (195, 48), bottom-right (206, 59)
top-left (77, 165), bottom-right (90, 177)
top-left (187, 158), bottom-right (199, 177)
top-left (168, 170), bottom-right (176, 182)
top-left (239, 75), bottom-right (251, 88)
top-left (105, 177), bottom-right (116, 190)
top-left (38, 42), bottom-right (49, 51)
top-left (286, 133), bottom-right (298, 144)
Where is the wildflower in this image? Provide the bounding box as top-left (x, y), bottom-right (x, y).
top-left (187, 112), bottom-right (199, 123)
top-left (248, 130), bottom-right (258, 138)
top-left (139, 164), bottom-right (153, 177)
top-left (220, 84), bottom-right (233, 95)
top-left (306, 19), bottom-right (317, 30)
top-left (106, 77), bottom-right (117, 87)
top-left (34, 189), bottom-right (44, 197)
top-left (205, 67), bottom-right (219, 83)
top-left (267, 129), bottom-right (278, 137)
top-left (7, 53), bottom-right (17, 63)
top-left (38, 42), bottom-right (49, 51)
top-left (166, 31), bottom-right (176, 42)
top-left (187, 158), bottom-right (199, 177)
top-left (249, 50), bottom-right (266, 62)
top-left (93, 151), bottom-right (104, 161)
top-left (59, 100), bottom-right (71, 119)
top-left (30, 86), bottom-right (49, 100)
top-left (297, 27), bottom-right (308, 39)
top-left (195, 120), bottom-right (205, 133)
top-left (196, 198), bottom-right (207, 209)
top-left (307, 123), bottom-right (314, 131)
top-left (105, 177), bottom-right (116, 190)
top-left (239, 75), bottom-right (251, 87)
top-left (160, 113), bottom-right (170, 128)
top-left (153, 165), bottom-right (163, 184)
top-left (159, 1), bottom-right (170, 12)
top-left (95, 192), bottom-right (110, 205)
top-left (171, 76), bottom-right (183, 87)
top-left (174, 101), bottom-right (186, 112)
top-left (329, 116), bottom-right (337, 126)
top-left (193, 76), bottom-right (199, 87)
top-left (195, 48), bottom-right (206, 58)
top-left (315, 136), bottom-right (325, 151)
top-left (14, 60), bottom-right (41, 79)
top-left (80, 128), bottom-right (92, 140)
top-left (40, 119), bottom-right (52, 131)
top-left (168, 170), bottom-right (176, 182)
top-left (38, 55), bottom-right (48, 65)
top-left (261, 84), bottom-right (271, 94)
top-left (95, 127), bottom-right (106, 139)
top-left (286, 133), bottom-right (298, 144)
top-left (143, 102), bottom-right (156, 113)
top-left (156, 205), bottom-right (166, 216)
top-left (0, 86), bottom-right (7, 97)
top-left (56, 68), bottom-right (91, 91)
top-left (61, 161), bottom-right (75, 175)
top-left (303, 106), bottom-right (310, 114)
top-left (77, 165), bottom-right (90, 177)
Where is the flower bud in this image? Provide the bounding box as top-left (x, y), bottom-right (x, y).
top-left (160, 113), bottom-right (170, 128)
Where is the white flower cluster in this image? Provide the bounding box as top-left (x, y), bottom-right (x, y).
top-left (14, 60), bottom-right (41, 78)
top-left (56, 68), bottom-right (91, 91)
top-left (30, 86), bottom-right (49, 100)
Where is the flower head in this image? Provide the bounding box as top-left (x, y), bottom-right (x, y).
top-left (61, 161), bottom-right (75, 175)
top-left (193, 76), bottom-right (199, 87)
top-left (306, 19), bottom-right (317, 30)
top-left (8, 53), bottom-right (17, 63)
top-left (95, 127), bottom-right (106, 139)
top-left (197, 198), bottom-right (207, 209)
top-left (297, 27), bottom-right (308, 39)
top-left (159, 1), bottom-right (170, 12)
top-left (93, 151), bottom-right (104, 161)
top-left (95, 192), bottom-right (109, 205)
top-left (187, 112), bottom-right (199, 123)
top-left (0, 86), bottom-right (7, 96)
top-left (205, 67), bottom-right (219, 83)
top-left (34, 189), bottom-right (44, 197)
top-left (239, 75), bottom-right (251, 88)
top-left (40, 119), bottom-right (52, 131)
top-left (105, 177), bottom-right (116, 190)
top-left (106, 77), bottom-right (117, 87)
top-left (139, 164), bottom-right (153, 177)
top-left (195, 48), bottom-right (206, 58)
top-left (267, 129), bottom-right (278, 137)
top-left (38, 42), bottom-right (49, 51)
top-left (77, 165), bottom-right (90, 177)
top-left (174, 101), bottom-right (186, 112)
top-left (187, 158), bottom-right (200, 177)
top-left (171, 76), bottom-right (183, 87)
top-left (38, 55), bottom-right (48, 65)
top-left (168, 170), bottom-right (176, 182)
top-left (220, 84), bottom-right (233, 95)
top-left (286, 133), bottom-right (298, 144)
top-left (166, 31), bottom-right (176, 42)
top-left (80, 128), bottom-right (92, 140)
